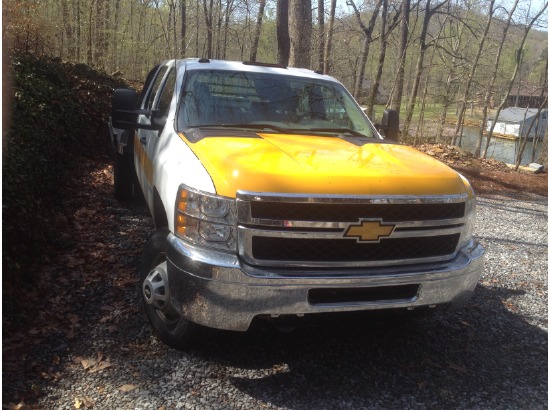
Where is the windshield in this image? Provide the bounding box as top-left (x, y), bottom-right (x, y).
top-left (177, 69), bottom-right (376, 138)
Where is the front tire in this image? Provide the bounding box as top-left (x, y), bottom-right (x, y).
top-left (140, 229), bottom-right (198, 349)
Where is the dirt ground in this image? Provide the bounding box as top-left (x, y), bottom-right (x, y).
top-left (416, 144), bottom-right (548, 199)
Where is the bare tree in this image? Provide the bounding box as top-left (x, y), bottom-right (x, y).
top-left (277, 0), bottom-right (290, 66)
top-left (249, 0), bottom-right (266, 61)
top-left (181, 0), bottom-right (187, 56)
top-left (482, 2), bottom-right (548, 158)
top-left (389, 0), bottom-right (411, 113)
top-left (348, 0), bottom-right (383, 99)
top-left (514, 85), bottom-right (547, 170)
top-left (451, 0), bottom-right (496, 146)
top-left (203, 0), bottom-right (214, 58)
top-left (289, 0), bottom-right (312, 69)
top-left (317, 0), bottom-right (325, 72)
top-left (402, 0), bottom-right (449, 139)
top-left (323, 0), bottom-right (337, 74)
top-left (364, 2), bottom-right (401, 118)
top-left (473, 0), bottom-right (518, 157)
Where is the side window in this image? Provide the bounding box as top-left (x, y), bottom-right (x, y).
top-left (138, 65), bottom-right (160, 107)
top-left (145, 66), bottom-right (169, 111)
top-left (155, 69), bottom-right (176, 116)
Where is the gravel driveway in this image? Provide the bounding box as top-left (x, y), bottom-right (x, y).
top-left (5, 164), bottom-right (548, 410)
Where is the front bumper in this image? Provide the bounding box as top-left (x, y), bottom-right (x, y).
top-left (166, 233), bottom-right (484, 331)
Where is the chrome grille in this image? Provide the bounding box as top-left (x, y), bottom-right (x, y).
top-left (251, 234), bottom-right (461, 262)
top-left (236, 192), bottom-right (469, 268)
top-left (249, 202), bottom-right (465, 222)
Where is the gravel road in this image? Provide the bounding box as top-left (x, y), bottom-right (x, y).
top-left (6, 168), bottom-right (548, 410)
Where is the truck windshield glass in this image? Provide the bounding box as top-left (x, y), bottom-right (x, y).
top-left (177, 70), bottom-right (375, 138)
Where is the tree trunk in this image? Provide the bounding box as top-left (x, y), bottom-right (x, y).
top-left (317, 0), bottom-right (325, 72)
top-left (390, 0), bottom-right (410, 113)
top-left (402, 0), bottom-right (449, 139)
top-left (348, 0), bottom-right (383, 99)
top-left (249, 0), bottom-right (266, 62)
top-left (221, 0), bottom-right (232, 59)
top-left (86, 0), bottom-right (95, 66)
top-left (288, 0), bottom-right (312, 69)
top-left (76, 0), bottom-right (81, 62)
top-left (277, 0), bottom-right (290, 66)
top-left (181, 0), bottom-right (187, 56)
top-left (203, 0), bottom-right (214, 58)
top-left (452, 0), bottom-right (495, 146)
top-left (113, 0), bottom-right (121, 70)
top-left (195, 1), bottom-right (200, 57)
top-left (474, 0), bottom-right (518, 157)
top-left (323, 0), bottom-right (336, 74)
top-left (365, 2), bottom-right (401, 119)
top-left (414, 14), bottom-right (445, 144)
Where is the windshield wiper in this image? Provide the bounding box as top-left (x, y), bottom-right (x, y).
top-left (198, 123), bottom-right (290, 134)
top-left (308, 127), bottom-right (371, 138)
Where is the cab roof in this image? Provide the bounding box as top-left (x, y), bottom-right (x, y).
top-left (173, 58), bottom-right (339, 83)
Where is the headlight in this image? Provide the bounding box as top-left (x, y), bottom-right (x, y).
top-left (175, 185), bottom-right (237, 252)
top-left (462, 195), bottom-right (477, 244)
top-left (459, 174), bottom-right (477, 247)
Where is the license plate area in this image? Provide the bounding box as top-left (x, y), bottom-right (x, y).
top-left (308, 285), bottom-right (419, 305)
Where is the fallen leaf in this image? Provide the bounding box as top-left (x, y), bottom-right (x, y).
top-left (89, 360), bottom-right (112, 373)
top-left (68, 314), bottom-right (80, 324)
top-left (75, 398), bottom-right (82, 409)
top-left (81, 358), bottom-right (97, 370)
top-left (118, 384), bottom-right (137, 392)
top-left (5, 402), bottom-right (28, 410)
top-left (82, 397), bottom-right (95, 408)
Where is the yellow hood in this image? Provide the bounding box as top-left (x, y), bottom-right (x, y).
top-left (180, 132), bottom-right (468, 198)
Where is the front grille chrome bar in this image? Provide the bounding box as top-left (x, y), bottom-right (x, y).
top-left (236, 191), bottom-right (470, 268)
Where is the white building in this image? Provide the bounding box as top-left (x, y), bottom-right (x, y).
top-left (487, 107), bottom-right (547, 140)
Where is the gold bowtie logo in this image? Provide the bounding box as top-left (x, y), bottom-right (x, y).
top-left (344, 220), bottom-right (395, 242)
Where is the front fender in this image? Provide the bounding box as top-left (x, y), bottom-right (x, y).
top-left (153, 128), bottom-right (216, 233)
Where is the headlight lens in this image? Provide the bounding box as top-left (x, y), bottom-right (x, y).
top-left (175, 185), bottom-right (237, 252)
top-left (461, 194), bottom-right (477, 247)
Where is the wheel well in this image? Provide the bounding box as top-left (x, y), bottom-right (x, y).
top-left (153, 188), bottom-right (169, 229)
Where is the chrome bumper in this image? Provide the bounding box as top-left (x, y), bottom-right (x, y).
top-left (166, 233), bottom-right (484, 331)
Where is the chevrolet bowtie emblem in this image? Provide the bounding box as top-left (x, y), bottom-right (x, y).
top-left (344, 220), bottom-right (395, 242)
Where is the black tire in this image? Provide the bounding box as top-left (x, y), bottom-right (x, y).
top-left (140, 229), bottom-right (198, 349)
top-left (113, 151), bottom-right (135, 201)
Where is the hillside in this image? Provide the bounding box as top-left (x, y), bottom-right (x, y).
top-left (3, 53), bottom-right (128, 315)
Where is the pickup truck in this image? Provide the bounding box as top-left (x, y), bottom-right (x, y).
top-left (110, 59), bottom-right (484, 348)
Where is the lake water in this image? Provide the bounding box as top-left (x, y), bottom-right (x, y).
top-left (457, 126), bottom-right (544, 165)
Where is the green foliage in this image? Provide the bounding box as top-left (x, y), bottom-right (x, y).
top-left (2, 53), bottom-right (127, 308)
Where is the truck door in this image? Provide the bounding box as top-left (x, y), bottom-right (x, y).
top-left (135, 63), bottom-right (176, 207)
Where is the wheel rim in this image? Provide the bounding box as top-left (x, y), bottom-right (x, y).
top-left (142, 261), bottom-right (181, 328)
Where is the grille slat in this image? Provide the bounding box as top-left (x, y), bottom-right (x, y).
top-left (250, 202), bottom-right (465, 222)
top-left (252, 234), bottom-right (460, 263)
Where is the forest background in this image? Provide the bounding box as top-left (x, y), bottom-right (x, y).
top-left (4, 0), bottom-right (548, 160)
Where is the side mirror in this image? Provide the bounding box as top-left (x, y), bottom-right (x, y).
top-left (151, 109), bottom-right (167, 130)
top-left (112, 88), bottom-right (140, 129)
top-left (377, 109), bottom-right (400, 141)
